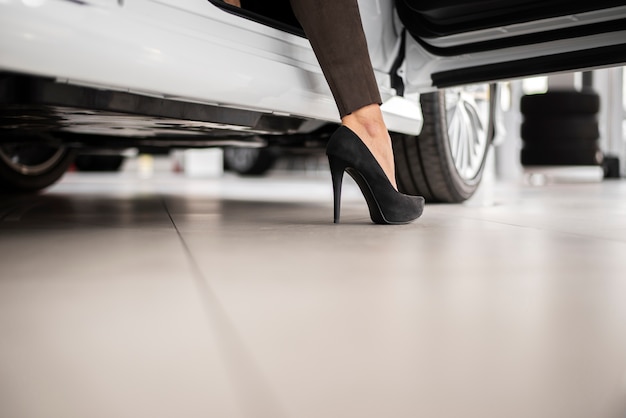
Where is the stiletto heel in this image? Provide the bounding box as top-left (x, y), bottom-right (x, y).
top-left (328, 155), bottom-right (349, 223)
top-left (326, 126), bottom-right (424, 224)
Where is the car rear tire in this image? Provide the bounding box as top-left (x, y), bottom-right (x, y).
top-left (74, 155), bottom-right (125, 172)
top-left (223, 147), bottom-right (277, 176)
top-left (392, 84), bottom-right (494, 203)
top-left (0, 141), bottom-right (75, 193)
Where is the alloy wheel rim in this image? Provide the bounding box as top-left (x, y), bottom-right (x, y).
top-left (444, 85), bottom-right (491, 181)
top-left (0, 144), bottom-right (66, 176)
top-left (224, 147), bottom-right (261, 171)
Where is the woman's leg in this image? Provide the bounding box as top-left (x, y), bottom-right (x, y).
top-left (289, 0), bottom-right (397, 189)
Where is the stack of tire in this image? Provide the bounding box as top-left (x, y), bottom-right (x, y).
top-left (520, 90), bottom-right (602, 167)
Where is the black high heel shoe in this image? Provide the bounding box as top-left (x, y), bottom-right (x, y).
top-left (326, 126), bottom-right (425, 224)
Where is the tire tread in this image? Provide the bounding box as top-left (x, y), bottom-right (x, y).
top-left (394, 90), bottom-right (489, 203)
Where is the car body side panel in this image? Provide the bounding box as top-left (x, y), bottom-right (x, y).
top-left (402, 28), bottom-right (626, 92)
top-left (4, 0), bottom-right (626, 138)
top-left (0, 0), bottom-right (333, 118)
top-left (0, 0), bottom-right (424, 135)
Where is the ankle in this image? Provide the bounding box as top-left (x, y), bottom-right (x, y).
top-left (340, 104), bottom-right (397, 190)
top-left (341, 104), bottom-right (387, 139)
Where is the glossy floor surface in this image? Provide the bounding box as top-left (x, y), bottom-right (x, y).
top-left (1, 160), bottom-right (626, 418)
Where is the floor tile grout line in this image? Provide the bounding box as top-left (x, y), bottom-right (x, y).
top-left (444, 213), bottom-right (626, 245)
top-left (159, 198), bottom-right (208, 283)
top-left (159, 197), bottom-right (288, 418)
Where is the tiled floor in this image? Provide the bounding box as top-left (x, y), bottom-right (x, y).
top-left (1, 160), bottom-right (626, 418)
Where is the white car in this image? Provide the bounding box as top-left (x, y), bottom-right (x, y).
top-left (1, 0), bottom-right (625, 201)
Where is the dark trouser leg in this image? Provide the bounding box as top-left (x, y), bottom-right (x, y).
top-left (288, 0), bottom-right (382, 118)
